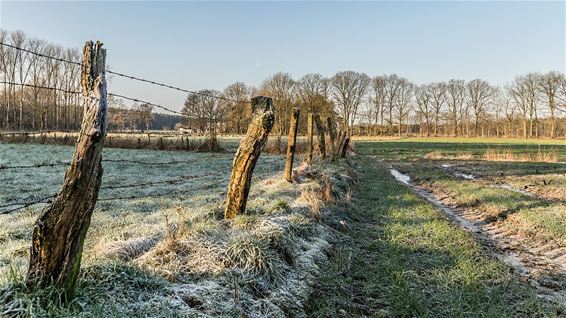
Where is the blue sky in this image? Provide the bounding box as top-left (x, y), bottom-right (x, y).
top-left (1, 1), bottom-right (564, 111)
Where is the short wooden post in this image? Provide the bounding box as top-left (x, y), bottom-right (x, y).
top-left (306, 113), bottom-right (314, 165)
top-left (341, 136), bottom-right (350, 158)
top-left (327, 117), bottom-right (337, 161)
top-left (284, 107), bottom-right (300, 182)
top-left (27, 41), bottom-right (108, 299)
top-left (314, 114), bottom-right (326, 160)
top-left (225, 96), bottom-right (275, 219)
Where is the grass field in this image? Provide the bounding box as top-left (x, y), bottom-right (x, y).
top-left (1, 143), bottom-right (350, 317)
top-left (307, 139), bottom-right (566, 315)
top-left (358, 137), bottom-right (566, 161)
top-left (1, 138), bottom-right (565, 316)
top-left (307, 153), bottom-right (562, 316)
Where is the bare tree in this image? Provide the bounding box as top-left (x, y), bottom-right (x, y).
top-left (467, 79), bottom-right (494, 137)
top-left (508, 74), bottom-right (539, 138)
top-left (223, 82), bottom-right (251, 134)
top-left (394, 79), bottom-right (414, 137)
top-left (260, 72), bottom-right (295, 135)
top-left (538, 71), bottom-right (563, 138)
top-left (415, 84), bottom-right (432, 136)
top-left (446, 79), bottom-right (466, 136)
top-left (330, 71), bottom-right (370, 133)
top-left (384, 74), bottom-right (404, 134)
top-left (370, 75), bottom-right (387, 135)
top-left (183, 90), bottom-right (225, 137)
top-left (427, 82), bottom-right (447, 136)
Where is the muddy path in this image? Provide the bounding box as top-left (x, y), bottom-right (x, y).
top-left (384, 162), bottom-right (566, 304)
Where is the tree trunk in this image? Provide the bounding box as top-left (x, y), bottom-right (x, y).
top-left (26, 41), bottom-right (107, 300)
top-left (284, 107), bottom-right (300, 182)
top-left (224, 96), bottom-right (275, 219)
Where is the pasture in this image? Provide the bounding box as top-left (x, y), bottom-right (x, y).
top-left (1, 138), bottom-right (565, 317)
top-left (1, 143), bottom-right (354, 317)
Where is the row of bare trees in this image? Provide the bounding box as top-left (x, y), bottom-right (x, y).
top-left (2, 29), bottom-right (564, 138)
top-left (0, 30), bottom-right (83, 131)
top-left (360, 72), bottom-right (566, 138)
top-left (183, 70), bottom-right (566, 139)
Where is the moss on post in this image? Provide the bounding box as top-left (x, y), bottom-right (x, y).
top-left (225, 96), bottom-right (275, 219)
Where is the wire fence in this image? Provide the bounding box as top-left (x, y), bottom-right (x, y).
top-left (0, 40), bottom-right (288, 218)
top-left (0, 42), bottom-right (249, 105)
top-left (0, 154), bottom-right (287, 215)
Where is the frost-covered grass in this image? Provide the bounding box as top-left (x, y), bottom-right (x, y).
top-left (0, 143), bottom-right (351, 317)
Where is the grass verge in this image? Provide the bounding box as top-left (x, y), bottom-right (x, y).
top-left (306, 153), bottom-right (563, 317)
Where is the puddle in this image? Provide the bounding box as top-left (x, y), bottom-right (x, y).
top-left (440, 164), bottom-right (452, 168)
top-left (458, 173), bottom-right (475, 180)
top-left (390, 169), bottom-right (410, 184)
top-left (496, 184), bottom-right (535, 197)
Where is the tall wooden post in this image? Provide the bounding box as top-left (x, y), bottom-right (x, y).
top-left (341, 136), bottom-right (350, 158)
top-left (314, 114), bottom-right (326, 160)
top-left (284, 108), bottom-right (300, 182)
top-left (26, 41), bottom-right (108, 299)
top-left (225, 96), bottom-right (275, 219)
top-left (306, 113), bottom-right (314, 165)
top-left (327, 117), bottom-right (337, 161)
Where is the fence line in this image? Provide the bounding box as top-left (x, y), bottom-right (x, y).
top-left (0, 155), bottom-right (284, 214)
top-left (0, 80), bottom-right (222, 119)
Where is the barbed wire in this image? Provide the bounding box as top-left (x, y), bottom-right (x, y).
top-left (0, 80), bottom-right (81, 95)
top-left (0, 80), bottom-right (220, 119)
top-left (0, 42), bottom-right (248, 104)
top-left (0, 42), bottom-right (82, 66)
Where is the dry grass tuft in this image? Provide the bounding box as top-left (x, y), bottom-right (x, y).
top-left (97, 238), bottom-right (157, 261)
top-left (299, 189), bottom-right (323, 221)
top-left (484, 148), bottom-right (558, 162)
top-left (424, 150), bottom-right (444, 159)
top-left (224, 235), bottom-right (280, 279)
top-left (136, 238), bottom-right (226, 280)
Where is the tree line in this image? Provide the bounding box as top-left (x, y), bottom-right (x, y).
top-left (2, 29), bottom-right (565, 138)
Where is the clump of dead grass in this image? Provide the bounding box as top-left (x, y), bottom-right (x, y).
top-left (484, 148), bottom-right (558, 162)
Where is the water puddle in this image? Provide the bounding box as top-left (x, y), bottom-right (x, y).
top-left (495, 184), bottom-right (535, 197)
top-left (390, 169), bottom-right (410, 184)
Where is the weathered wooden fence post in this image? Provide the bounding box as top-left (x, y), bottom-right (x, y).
top-left (306, 113), bottom-right (314, 165)
top-left (225, 96), bottom-right (275, 219)
top-left (284, 107), bottom-right (300, 182)
top-left (314, 114), bottom-right (326, 160)
top-left (341, 136), bottom-right (350, 158)
top-left (327, 117), bottom-right (337, 161)
top-left (26, 41), bottom-right (107, 299)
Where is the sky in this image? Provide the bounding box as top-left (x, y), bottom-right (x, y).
top-left (0, 1), bottom-right (564, 112)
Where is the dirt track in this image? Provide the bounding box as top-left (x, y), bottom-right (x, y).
top-left (387, 164), bottom-right (566, 304)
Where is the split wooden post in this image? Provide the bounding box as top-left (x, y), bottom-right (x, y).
top-left (314, 114), bottom-right (326, 160)
top-left (26, 41), bottom-right (108, 299)
top-left (284, 107), bottom-right (300, 182)
top-left (306, 113), bottom-right (314, 165)
top-left (225, 96), bottom-right (275, 219)
top-left (327, 117), bottom-right (337, 161)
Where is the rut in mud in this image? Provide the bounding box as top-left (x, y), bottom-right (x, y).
top-left (388, 165), bottom-right (566, 304)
